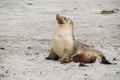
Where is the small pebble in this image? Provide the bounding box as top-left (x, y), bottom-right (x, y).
top-left (84, 74), bottom-right (87, 76)
top-left (116, 72), bottom-right (120, 74)
top-left (35, 53), bottom-right (39, 55)
top-left (13, 73), bottom-right (16, 75)
top-left (41, 42), bottom-right (43, 44)
top-left (28, 47), bottom-right (32, 49)
top-left (113, 58), bottom-right (117, 61)
top-left (26, 53), bottom-right (32, 56)
top-left (117, 24), bottom-right (120, 26)
top-left (0, 74), bottom-right (5, 77)
top-left (0, 47), bottom-right (5, 50)
top-left (6, 69), bottom-right (9, 73)
top-left (27, 3), bottom-right (33, 5)
top-left (74, 8), bottom-right (77, 10)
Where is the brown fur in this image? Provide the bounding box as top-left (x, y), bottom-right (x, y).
top-left (72, 49), bottom-right (102, 63)
top-left (72, 48), bottom-right (112, 64)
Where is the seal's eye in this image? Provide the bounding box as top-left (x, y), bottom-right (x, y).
top-left (64, 18), bottom-right (67, 20)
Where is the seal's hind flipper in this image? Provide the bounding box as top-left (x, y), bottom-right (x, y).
top-left (102, 56), bottom-right (111, 64)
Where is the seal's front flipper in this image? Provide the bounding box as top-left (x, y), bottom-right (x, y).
top-left (60, 53), bottom-right (72, 63)
top-left (45, 48), bottom-right (60, 60)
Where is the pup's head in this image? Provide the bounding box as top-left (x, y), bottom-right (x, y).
top-left (56, 14), bottom-right (73, 25)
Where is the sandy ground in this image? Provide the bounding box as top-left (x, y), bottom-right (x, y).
top-left (0, 0), bottom-right (120, 80)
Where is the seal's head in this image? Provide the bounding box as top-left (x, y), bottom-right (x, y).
top-left (56, 14), bottom-right (73, 26)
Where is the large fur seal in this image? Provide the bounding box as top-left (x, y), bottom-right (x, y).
top-left (45, 14), bottom-right (112, 64)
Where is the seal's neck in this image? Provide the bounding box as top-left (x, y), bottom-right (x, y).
top-left (58, 24), bottom-right (75, 40)
top-left (59, 24), bottom-right (72, 28)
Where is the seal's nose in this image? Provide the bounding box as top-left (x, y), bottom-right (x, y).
top-left (56, 14), bottom-right (61, 19)
top-left (56, 14), bottom-right (59, 17)
top-left (56, 14), bottom-right (63, 24)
